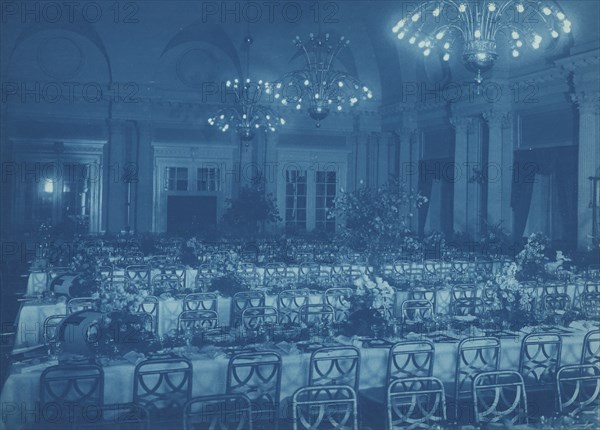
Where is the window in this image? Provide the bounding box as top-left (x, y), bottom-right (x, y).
top-left (285, 170), bottom-right (307, 231)
top-left (166, 167), bottom-right (188, 191)
top-left (197, 167), bottom-right (221, 192)
top-left (315, 171), bottom-right (337, 232)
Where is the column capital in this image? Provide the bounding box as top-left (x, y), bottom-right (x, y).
top-left (571, 91), bottom-right (600, 115)
top-left (482, 109), bottom-right (511, 129)
top-left (450, 116), bottom-right (472, 133)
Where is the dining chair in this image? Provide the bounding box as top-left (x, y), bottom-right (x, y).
top-left (183, 394), bottom-right (252, 430)
top-left (387, 377), bottom-right (447, 430)
top-left (407, 287), bottom-right (437, 314)
top-left (75, 403), bottom-right (150, 430)
top-left (292, 385), bottom-right (358, 430)
top-left (556, 364), bottom-right (600, 418)
top-left (66, 297), bottom-right (98, 314)
top-left (178, 310), bottom-right (219, 333)
top-left (231, 291), bottom-right (266, 328)
top-left (98, 265), bottom-right (114, 282)
top-left (40, 364), bottom-right (104, 427)
top-left (473, 371), bottom-right (528, 426)
top-left (309, 346), bottom-right (361, 393)
top-left (580, 292), bottom-right (600, 319)
top-left (135, 296), bottom-right (159, 337)
top-left (400, 300), bottom-right (434, 332)
top-left (518, 333), bottom-right (562, 396)
top-left (581, 329), bottom-right (600, 366)
top-left (277, 289), bottom-right (310, 324)
top-left (324, 288), bottom-right (353, 322)
top-left (299, 304), bottom-right (335, 326)
top-left (183, 292), bottom-right (218, 312)
top-left (543, 293), bottom-right (571, 313)
top-left (451, 337), bottom-right (501, 421)
top-left (160, 264), bottom-right (187, 289)
top-left (226, 352), bottom-right (282, 429)
top-left (241, 306), bottom-right (279, 331)
top-left (43, 314), bottom-right (66, 347)
top-left (152, 273), bottom-right (183, 296)
top-left (133, 356), bottom-right (193, 426)
top-left (125, 264), bottom-right (151, 290)
top-left (450, 297), bottom-right (485, 318)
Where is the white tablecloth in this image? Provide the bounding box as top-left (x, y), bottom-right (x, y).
top-left (1, 324), bottom-right (593, 430)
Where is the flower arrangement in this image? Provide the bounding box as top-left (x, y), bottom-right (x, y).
top-left (515, 233), bottom-right (550, 280)
top-left (92, 281), bottom-right (149, 314)
top-left (346, 274), bottom-right (395, 335)
top-left (485, 262), bottom-right (537, 330)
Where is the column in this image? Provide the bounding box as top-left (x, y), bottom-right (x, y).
top-left (573, 91), bottom-right (600, 249)
top-left (451, 117), bottom-right (472, 233)
top-left (354, 132), bottom-right (369, 189)
top-left (105, 120), bottom-right (129, 233)
top-left (135, 121), bottom-right (154, 232)
top-left (377, 133), bottom-right (390, 186)
top-left (483, 109), bottom-right (508, 227)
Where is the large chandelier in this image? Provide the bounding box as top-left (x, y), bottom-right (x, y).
top-left (275, 32), bottom-right (373, 127)
top-left (391, 1), bottom-right (571, 84)
top-left (208, 36), bottom-right (285, 141)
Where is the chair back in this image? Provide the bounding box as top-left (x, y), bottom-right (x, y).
top-left (43, 314), bottom-right (66, 346)
top-left (183, 395), bottom-right (252, 430)
top-left (40, 364), bottom-right (104, 424)
top-left (293, 385), bottom-right (358, 430)
top-left (324, 288), bottom-right (353, 322)
top-left (152, 273), bottom-right (182, 296)
top-left (388, 341), bottom-right (435, 382)
top-left (557, 364), bottom-right (600, 417)
top-left (125, 264), bottom-right (151, 290)
top-left (387, 377), bottom-right (446, 430)
top-left (580, 292), bottom-right (600, 319)
top-left (133, 357), bottom-right (193, 421)
top-left (543, 293), bottom-right (571, 312)
top-left (455, 337), bottom-right (501, 401)
top-left (241, 306), bottom-right (278, 331)
top-left (299, 304), bottom-right (335, 326)
top-left (473, 371), bottom-right (528, 425)
top-left (518, 333), bottom-right (562, 389)
top-left (309, 346), bottom-right (360, 392)
top-left (231, 291), bottom-right (266, 328)
top-left (184, 292), bottom-right (218, 311)
top-left (277, 289), bottom-right (310, 324)
top-left (401, 300), bottom-right (434, 326)
top-left (226, 352), bottom-right (282, 424)
top-left (581, 329), bottom-right (600, 366)
top-left (136, 296), bottom-right (159, 337)
top-left (178, 310), bottom-right (219, 333)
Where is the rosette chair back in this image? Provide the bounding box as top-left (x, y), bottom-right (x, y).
top-left (184, 292), bottom-right (218, 312)
top-left (292, 385), bottom-right (358, 430)
top-left (581, 329), bottom-right (600, 366)
top-left (309, 346), bottom-right (360, 392)
top-left (40, 364), bottom-right (104, 427)
top-left (241, 306), bottom-right (278, 331)
top-left (518, 333), bottom-right (562, 398)
top-left (183, 394), bottom-right (252, 430)
top-left (133, 356), bottom-right (193, 426)
top-left (125, 264), bottom-right (151, 291)
top-left (226, 352), bottom-right (282, 429)
top-left (452, 337), bottom-right (501, 420)
top-left (473, 371), bottom-right (528, 426)
top-left (557, 364), bottom-right (600, 418)
top-left (231, 291), bottom-right (266, 328)
top-left (178, 310), bottom-right (219, 334)
top-left (277, 289), bottom-right (310, 324)
top-left (324, 288), bottom-right (353, 322)
top-left (387, 377), bottom-right (446, 430)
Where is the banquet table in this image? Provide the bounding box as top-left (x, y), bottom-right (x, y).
top-left (1, 321), bottom-right (595, 430)
top-left (12, 278), bottom-right (588, 352)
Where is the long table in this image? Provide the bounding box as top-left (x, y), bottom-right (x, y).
top-left (1, 322), bottom-right (594, 430)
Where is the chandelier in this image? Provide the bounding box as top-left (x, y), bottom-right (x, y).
top-left (275, 32), bottom-right (373, 127)
top-left (391, 1), bottom-right (571, 84)
top-left (207, 36), bottom-right (285, 141)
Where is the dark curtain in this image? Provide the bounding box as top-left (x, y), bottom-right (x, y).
top-left (511, 146), bottom-right (577, 241)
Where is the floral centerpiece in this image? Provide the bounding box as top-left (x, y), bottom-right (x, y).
top-left (515, 233), bottom-right (550, 281)
top-left (485, 262), bottom-right (537, 331)
top-left (345, 274), bottom-right (395, 336)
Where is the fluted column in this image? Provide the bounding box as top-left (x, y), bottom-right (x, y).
top-left (483, 109), bottom-right (509, 227)
top-left (573, 91), bottom-right (600, 249)
top-left (451, 117), bottom-right (472, 233)
top-left (105, 120), bottom-right (129, 233)
top-left (135, 121), bottom-right (154, 232)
